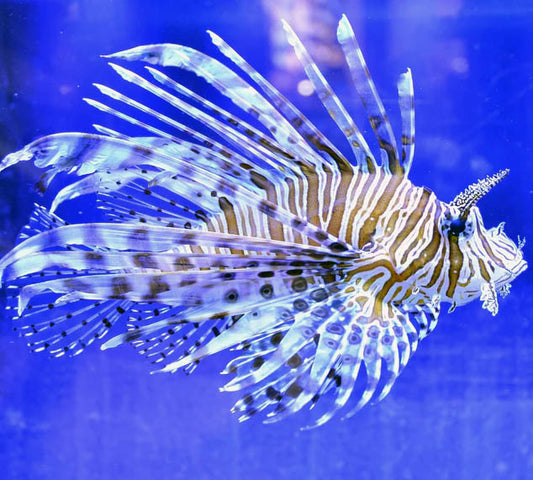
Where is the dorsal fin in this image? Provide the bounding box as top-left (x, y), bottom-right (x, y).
top-left (337, 15), bottom-right (402, 176)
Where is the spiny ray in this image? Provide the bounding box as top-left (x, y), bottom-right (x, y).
top-left (337, 14), bottom-right (401, 175)
top-left (281, 20), bottom-right (378, 173)
top-left (104, 44), bottom-right (319, 170)
top-left (143, 65), bottom-right (305, 172)
top-left (0, 222), bottom-right (355, 276)
top-left (207, 30), bottom-right (353, 174)
top-left (1, 133), bottom-right (355, 253)
top-left (99, 64), bottom-right (300, 176)
top-left (397, 68), bottom-right (415, 175)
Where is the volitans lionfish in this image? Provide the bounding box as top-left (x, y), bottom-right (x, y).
top-left (0, 15), bottom-right (526, 427)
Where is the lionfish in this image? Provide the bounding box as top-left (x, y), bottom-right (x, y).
top-left (0, 15), bottom-right (526, 427)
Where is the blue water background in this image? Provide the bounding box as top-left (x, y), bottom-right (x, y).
top-left (0, 1), bottom-right (532, 479)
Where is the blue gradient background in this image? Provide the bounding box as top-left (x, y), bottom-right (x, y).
top-left (0, 1), bottom-right (532, 479)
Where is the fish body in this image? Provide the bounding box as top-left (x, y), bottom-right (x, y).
top-left (0, 15), bottom-right (526, 426)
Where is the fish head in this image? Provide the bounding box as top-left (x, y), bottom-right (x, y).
top-left (441, 171), bottom-right (527, 309)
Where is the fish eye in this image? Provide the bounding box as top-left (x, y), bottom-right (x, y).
top-left (442, 211), bottom-right (473, 239)
top-left (449, 217), bottom-right (466, 236)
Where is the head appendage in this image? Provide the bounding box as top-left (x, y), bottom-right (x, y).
top-left (450, 169), bottom-right (509, 218)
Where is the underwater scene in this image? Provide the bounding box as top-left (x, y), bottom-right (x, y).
top-left (0, 0), bottom-right (532, 479)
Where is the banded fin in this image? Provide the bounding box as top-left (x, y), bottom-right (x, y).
top-left (154, 277), bottom-right (350, 374)
top-left (103, 44), bottom-right (319, 171)
top-left (7, 295), bottom-right (130, 357)
top-left (107, 303), bottom-right (235, 373)
top-left (18, 268), bottom-right (332, 312)
top-left (337, 15), bottom-right (401, 176)
top-left (5, 206), bottom-right (355, 370)
top-left (96, 175), bottom-right (216, 228)
top-left (4, 250), bottom-right (351, 283)
top-left (281, 20), bottom-right (377, 173)
top-left (137, 308), bottom-right (280, 373)
top-left (207, 30), bottom-right (353, 175)
top-left (232, 342), bottom-right (316, 422)
top-left (224, 298), bottom-right (421, 426)
top-left (397, 68), bottom-right (415, 175)
top-left (409, 303), bottom-right (440, 340)
top-left (5, 206), bottom-right (132, 357)
top-left (0, 223), bottom-right (355, 278)
top-left (1, 133), bottom-right (355, 254)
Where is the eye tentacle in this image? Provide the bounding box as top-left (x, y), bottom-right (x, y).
top-left (451, 169), bottom-right (509, 219)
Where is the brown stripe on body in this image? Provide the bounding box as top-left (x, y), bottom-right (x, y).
top-left (218, 197), bottom-right (246, 254)
top-left (218, 197), bottom-right (239, 235)
top-left (279, 175), bottom-right (301, 244)
top-left (383, 184), bottom-right (412, 237)
top-left (391, 285), bottom-right (404, 300)
top-left (249, 170), bottom-right (286, 242)
top-left (390, 187), bottom-right (432, 260)
top-left (324, 169), bottom-right (356, 238)
top-left (387, 149), bottom-right (403, 177)
top-left (399, 201), bottom-right (443, 280)
top-left (384, 210), bottom-right (400, 238)
top-left (345, 172), bottom-right (380, 244)
top-left (362, 271), bottom-right (385, 291)
top-left (203, 216), bottom-right (223, 256)
top-left (315, 163), bottom-right (334, 228)
top-left (399, 201), bottom-right (436, 265)
top-left (346, 258), bottom-right (397, 307)
top-left (301, 166), bottom-right (320, 240)
top-left (436, 276), bottom-right (446, 297)
top-left (351, 258), bottom-right (395, 277)
top-left (445, 235), bottom-right (464, 298)
top-left (372, 201), bottom-right (444, 308)
top-left (423, 241), bottom-right (447, 289)
top-left (245, 204), bottom-right (259, 239)
top-left (358, 173), bottom-right (403, 249)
